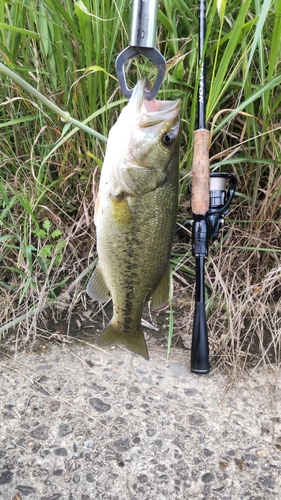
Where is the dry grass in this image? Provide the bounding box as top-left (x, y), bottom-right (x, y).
top-left (171, 213), bottom-right (281, 374)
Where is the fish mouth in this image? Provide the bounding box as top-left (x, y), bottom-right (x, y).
top-left (128, 80), bottom-right (181, 127)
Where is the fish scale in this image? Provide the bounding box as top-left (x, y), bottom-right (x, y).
top-left (87, 81), bottom-right (182, 360)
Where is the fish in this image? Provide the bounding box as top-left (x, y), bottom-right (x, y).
top-left (87, 80), bottom-right (181, 360)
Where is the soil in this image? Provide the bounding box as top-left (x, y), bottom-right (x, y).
top-left (0, 310), bottom-right (281, 500)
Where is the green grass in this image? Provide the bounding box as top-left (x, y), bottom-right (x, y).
top-left (0, 0), bottom-right (281, 369)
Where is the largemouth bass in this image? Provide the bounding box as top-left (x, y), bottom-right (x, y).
top-left (87, 80), bottom-right (181, 360)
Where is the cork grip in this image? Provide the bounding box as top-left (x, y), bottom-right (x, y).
top-left (191, 129), bottom-right (210, 215)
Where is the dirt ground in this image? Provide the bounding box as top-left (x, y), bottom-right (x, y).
top-left (0, 333), bottom-right (281, 500)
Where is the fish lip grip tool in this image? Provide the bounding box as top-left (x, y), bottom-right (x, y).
top-left (115, 0), bottom-right (166, 101)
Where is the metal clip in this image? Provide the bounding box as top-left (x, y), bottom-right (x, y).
top-left (116, 46), bottom-right (166, 100)
top-left (115, 0), bottom-right (166, 100)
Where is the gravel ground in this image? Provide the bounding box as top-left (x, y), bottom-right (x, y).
top-left (0, 341), bottom-right (280, 500)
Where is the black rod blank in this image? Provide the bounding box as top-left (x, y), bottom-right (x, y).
top-left (198, 0), bottom-right (206, 130)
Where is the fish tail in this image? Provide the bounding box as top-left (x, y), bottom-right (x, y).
top-left (97, 321), bottom-right (149, 361)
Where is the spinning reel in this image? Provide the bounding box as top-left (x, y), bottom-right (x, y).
top-left (179, 172), bottom-right (236, 250)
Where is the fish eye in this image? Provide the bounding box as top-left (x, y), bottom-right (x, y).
top-left (162, 131), bottom-right (176, 147)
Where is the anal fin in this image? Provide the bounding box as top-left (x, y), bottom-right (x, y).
top-left (151, 264), bottom-right (170, 311)
top-left (86, 264), bottom-right (110, 302)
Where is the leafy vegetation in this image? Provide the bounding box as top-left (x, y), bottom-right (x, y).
top-left (0, 0), bottom-right (280, 370)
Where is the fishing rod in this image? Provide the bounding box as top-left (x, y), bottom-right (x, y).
top-left (190, 0), bottom-right (236, 374)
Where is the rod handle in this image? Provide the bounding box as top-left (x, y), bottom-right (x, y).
top-left (191, 301), bottom-right (210, 374)
top-left (191, 128), bottom-right (210, 215)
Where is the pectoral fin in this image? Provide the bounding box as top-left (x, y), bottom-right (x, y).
top-left (151, 265), bottom-right (170, 311)
top-left (86, 264), bottom-right (110, 302)
top-left (110, 192), bottom-right (134, 230)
